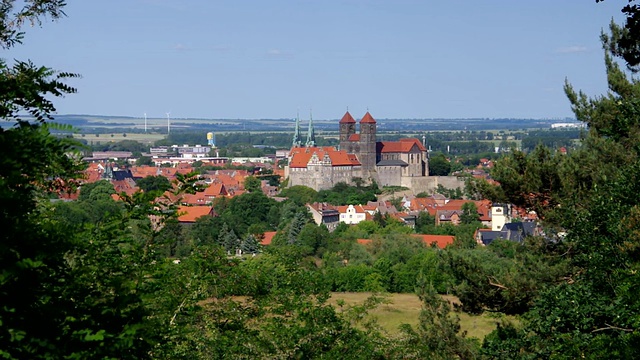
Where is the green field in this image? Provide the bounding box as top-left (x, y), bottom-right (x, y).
top-left (329, 292), bottom-right (512, 340)
top-left (74, 133), bottom-right (166, 144)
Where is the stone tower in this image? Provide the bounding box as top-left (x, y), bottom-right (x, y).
top-left (359, 112), bottom-right (377, 174)
top-left (339, 111), bottom-right (356, 152)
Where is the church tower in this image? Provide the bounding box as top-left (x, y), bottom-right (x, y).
top-left (292, 111), bottom-right (302, 147)
top-left (339, 111), bottom-right (356, 152)
top-left (359, 112), bottom-right (377, 174)
top-left (305, 110), bottom-right (316, 147)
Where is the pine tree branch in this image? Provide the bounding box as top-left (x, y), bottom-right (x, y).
top-left (591, 323), bottom-right (635, 333)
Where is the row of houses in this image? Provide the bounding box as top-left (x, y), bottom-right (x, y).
top-left (68, 159), bottom-right (538, 250)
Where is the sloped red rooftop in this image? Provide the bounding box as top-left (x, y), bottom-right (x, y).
top-left (360, 112), bottom-right (376, 124)
top-left (339, 111), bottom-right (356, 124)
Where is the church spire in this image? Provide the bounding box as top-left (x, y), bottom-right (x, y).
top-left (292, 110), bottom-right (302, 147)
top-left (305, 108), bottom-right (316, 147)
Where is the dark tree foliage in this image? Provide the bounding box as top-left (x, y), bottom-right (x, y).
top-left (428, 153), bottom-right (452, 176)
top-left (218, 223), bottom-right (240, 254)
top-left (436, 184), bottom-right (464, 199)
top-left (92, 139), bottom-right (149, 153)
top-left (243, 175), bottom-right (261, 193)
top-left (481, 18), bottom-right (640, 358)
top-left (397, 281), bottom-right (479, 359)
top-left (460, 202), bottom-right (480, 224)
top-left (483, 145), bottom-right (564, 222)
top-left (240, 234), bottom-right (261, 254)
top-left (316, 181), bottom-right (380, 206)
top-left (446, 241), bottom-right (568, 315)
top-left (217, 191), bottom-right (281, 235)
top-left (279, 185), bottom-right (318, 205)
top-left (136, 175), bottom-right (171, 193)
top-left (599, 0), bottom-right (640, 72)
top-left (136, 155), bottom-right (154, 166)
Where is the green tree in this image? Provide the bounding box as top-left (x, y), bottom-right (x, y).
top-left (297, 223), bottom-right (330, 256)
top-left (155, 218), bottom-right (189, 258)
top-left (78, 179), bottom-right (115, 202)
top-left (429, 153), bottom-right (451, 176)
top-left (137, 155), bottom-right (154, 166)
top-left (599, 0), bottom-right (640, 72)
top-left (436, 184), bottom-right (464, 199)
top-left (415, 211), bottom-right (435, 233)
top-left (287, 208), bottom-right (310, 245)
top-left (279, 185), bottom-right (318, 205)
top-left (243, 175), bottom-right (261, 193)
top-left (481, 20), bottom-right (640, 357)
top-left (460, 202), bottom-right (480, 224)
top-left (219, 191), bottom-right (281, 235)
top-left (397, 282), bottom-right (479, 359)
top-left (218, 223), bottom-right (240, 254)
top-left (0, 8), bottom-right (104, 354)
top-left (189, 215), bottom-right (222, 247)
top-left (136, 175), bottom-right (171, 193)
top-left (240, 234), bottom-right (261, 254)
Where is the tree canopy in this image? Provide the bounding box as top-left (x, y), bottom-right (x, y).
top-left (478, 16), bottom-right (640, 357)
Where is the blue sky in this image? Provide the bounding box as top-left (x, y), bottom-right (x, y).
top-left (7, 0), bottom-right (627, 120)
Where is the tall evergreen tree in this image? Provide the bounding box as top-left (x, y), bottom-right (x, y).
top-left (287, 209), bottom-right (310, 245)
top-left (240, 234), bottom-right (261, 254)
top-left (218, 223), bottom-right (240, 254)
top-left (481, 18), bottom-right (640, 359)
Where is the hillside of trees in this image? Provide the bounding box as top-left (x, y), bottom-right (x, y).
top-left (3, 1), bottom-right (640, 359)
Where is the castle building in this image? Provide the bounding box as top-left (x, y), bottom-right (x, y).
top-left (284, 111), bottom-right (435, 191)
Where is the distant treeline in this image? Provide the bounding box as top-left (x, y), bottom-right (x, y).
top-left (520, 129), bottom-right (583, 152)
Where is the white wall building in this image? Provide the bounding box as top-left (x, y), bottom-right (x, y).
top-left (338, 204), bottom-right (368, 225)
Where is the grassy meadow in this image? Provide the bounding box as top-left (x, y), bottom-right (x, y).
top-left (74, 133), bottom-right (166, 144)
top-left (329, 292), bottom-right (511, 340)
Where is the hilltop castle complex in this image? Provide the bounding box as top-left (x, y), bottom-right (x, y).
top-left (284, 111), bottom-right (437, 192)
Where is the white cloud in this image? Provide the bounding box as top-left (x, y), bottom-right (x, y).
top-left (266, 49), bottom-right (294, 59)
top-left (555, 46), bottom-right (588, 54)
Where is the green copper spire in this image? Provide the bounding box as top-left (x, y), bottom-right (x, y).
top-left (292, 110), bottom-right (302, 147)
top-left (305, 108), bottom-right (316, 147)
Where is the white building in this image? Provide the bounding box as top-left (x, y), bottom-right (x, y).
top-left (337, 204), bottom-right (368, 225)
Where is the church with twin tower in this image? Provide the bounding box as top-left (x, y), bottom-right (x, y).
top-left (284, 111), bottom-right (436, 192)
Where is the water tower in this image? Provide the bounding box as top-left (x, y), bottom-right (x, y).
top-left (207, 132), bottom-right (215, 147)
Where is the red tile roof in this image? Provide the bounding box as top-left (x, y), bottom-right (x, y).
top-left (360, 112), bottom-right (376, 124)
top-left (158, 168), bottom-right (180, 179)
top-left (348, 134), bottom-right (360, 141)
top-left (413, 234), bottom-right (455, 249)
top-left (112, 179), bottom-right (138, 195)
top-left (399, 138), bottom-right (427, 151)
top-left (339, 111), bottom-right (356, 124)
top-left (336, 204), bottom-right (367, 213)
top-left (177, 206), bottom-right (213, 223)
top-left (204, 182), bottom-right (228, 197)
top-left (83, 163), bottom-right (104, 183)
top-left (289, 147), bottom-right (361, 168)
top-left (378, 138), bottom-right (427, 153)
top-left (261, 231), bottom-right (277, 245)
top-left (130, 165), bottom-right (159, 178)
top-left (181, 192), bottom-right (209, 205)
top-left (409, 197), bottom-right (438, 212)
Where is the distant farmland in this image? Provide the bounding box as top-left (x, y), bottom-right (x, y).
top-left (74, 133), bottom-right (165, 144)
top-left (52, 114), bottom-right (573, 133)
